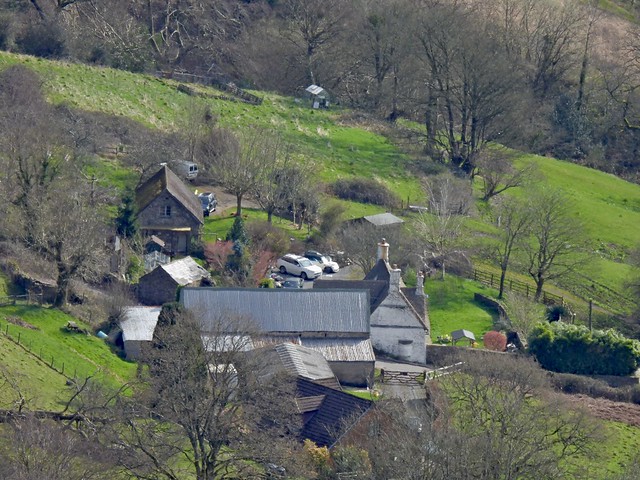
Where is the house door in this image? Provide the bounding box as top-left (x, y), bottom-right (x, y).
top-left (177, 234), bottom-right (187, 253)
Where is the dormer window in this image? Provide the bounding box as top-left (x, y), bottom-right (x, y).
top-left (162, 205), bottom-right (172, 217)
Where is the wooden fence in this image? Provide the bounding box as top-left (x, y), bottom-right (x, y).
top-left (0, 293), bottom-right (43, 307)
top-left (379, 369), bottom-right (425, 386)
top-left (472, 269), bottom-right (564, 306)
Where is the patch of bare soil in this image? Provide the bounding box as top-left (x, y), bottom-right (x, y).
top-left (560, 393), bottom-right (640, 427)
top-left (191, 183), bottom-right (260, 215)
top-left (4, 315), bottom-right (38, 330)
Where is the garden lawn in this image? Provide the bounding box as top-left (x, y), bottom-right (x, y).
top-left (0, 306), bottom-right (136, 391)
top-left (426, 275), bottom-right (500, 346)
top-left (202, 208), bottom-right (312, 242)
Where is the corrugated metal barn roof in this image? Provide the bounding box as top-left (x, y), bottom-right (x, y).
top-left (300, 338), bottom-right (375, 362)
top-left (120, 306), bottom-right (161, 342)
top-left (275, 343), bottom-right (336, 380)
top-left (181, 288), bottom-right (370, 334)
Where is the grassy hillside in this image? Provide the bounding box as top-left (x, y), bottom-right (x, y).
top-left (0, 51), bottom-right (639, 318)
top-left (0, 305), bottom-right (136, 410)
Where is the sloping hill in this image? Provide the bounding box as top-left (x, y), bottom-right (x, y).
top-left (0, 51), bottom-right (639, 317)
top-left (0, 305), bottom-right (136, 410)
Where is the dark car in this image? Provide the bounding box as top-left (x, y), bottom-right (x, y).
top-left (281, 278), bottom-right (304, 289)
top-left (198, 192), bottom-right (217, 216)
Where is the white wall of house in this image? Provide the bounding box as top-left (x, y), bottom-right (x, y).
top-left (370, 289), bottom-right (427, 364)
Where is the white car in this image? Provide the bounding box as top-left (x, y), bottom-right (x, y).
top-left (276, 254), bottom-right (322, 280)
top-left (304, 251), bottom-right (340, 273)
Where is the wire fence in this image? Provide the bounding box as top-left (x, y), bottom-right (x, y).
top-left (471, 269), bottom-right (564, 306)
top-left (0, 321), bottom-right (76, 381)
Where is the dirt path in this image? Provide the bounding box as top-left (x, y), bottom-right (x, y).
top-left (561, 393), bottom-right (640, 427)
top-left (191, 184), bottom-right (260, 216)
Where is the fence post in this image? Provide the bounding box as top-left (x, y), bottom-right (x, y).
top-left (526, 284), bottom-right (529, 297)
top-left (17, 332), bottom-right (20, 344)
top-left (490, 274), bottom-right (494, 287)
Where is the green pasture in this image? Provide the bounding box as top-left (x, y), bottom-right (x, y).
top-left (0, 306), bottom-right (136, 392)
top-left (0, 50), bottom-right (639, 320)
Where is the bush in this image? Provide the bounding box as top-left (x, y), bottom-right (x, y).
top-left (528, 322), bottom-right (640, 376)
top-left (15, 22), bottom-right (66, 59)
top-left (483, 331), bottom-right (507, 352)
top-left (331, 177), bottom-right (399, 207)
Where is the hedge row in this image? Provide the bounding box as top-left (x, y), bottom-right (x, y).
top-left (528, 322), bottom-right (640, 376)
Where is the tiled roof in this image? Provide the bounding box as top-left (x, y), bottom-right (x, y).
top-left (135, 165), bottom-right (203, 224)
top-left (296, 377), bottom-right (373, 447)
top-left (181, 288), bottom-right (370, 334)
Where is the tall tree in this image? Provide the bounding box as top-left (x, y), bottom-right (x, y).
top-left (490, 195), bottom-right (534, 298)
top-left (414, 174), bottom-right (471, 278)
top-left (416, 1), bottom-right (517, 174)
top-left (199, 127), bottom-right (272, 217)
top-left (525, 187), bottom-right (587, 300)
top-left (109, 304), bottom-right (302, 480)
top-left (277, 0), bottom-right (347, 86)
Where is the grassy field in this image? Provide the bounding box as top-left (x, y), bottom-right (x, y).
top-left (0, 50), bottom-right (639, 318)
top-left (425, 275), bottom-right (500, 346)
top-left (0, 305), bottom-right (136, 401)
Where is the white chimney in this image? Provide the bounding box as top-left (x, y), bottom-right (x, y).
top-left (389, 265), bottom-right (401, 293)
top-left (416, 272), bottom-right (425, 297)
top-left (377, 238), bottom-right (389, 262)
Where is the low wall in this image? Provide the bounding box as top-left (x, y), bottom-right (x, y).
top-left (426, 344), bottom-right (508, 367)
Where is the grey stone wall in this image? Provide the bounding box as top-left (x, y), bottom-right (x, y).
top-left (138, 268), bottom-right (179, 306)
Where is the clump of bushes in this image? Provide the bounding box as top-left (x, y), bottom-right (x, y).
top-left (331, 177), bottom-right (399, 207)
top-left (483, 331), bottom-right (507, 352)
top-left (550, 372), bottom-right (640, 405)
top-left (528, 322), bottom-right (640, 376)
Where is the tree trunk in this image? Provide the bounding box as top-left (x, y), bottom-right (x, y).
top-left (54, 265), bottom-right (70, 308)
top-left (235, 193), bottom-right (243, 217)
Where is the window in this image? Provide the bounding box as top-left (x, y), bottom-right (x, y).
top-left (162, 205), bottom-right (171, 217)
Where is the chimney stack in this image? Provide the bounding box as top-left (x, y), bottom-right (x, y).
top-left (389, 264), bottom-right (401, 293)
top-left (377, 238), bottom-right (389, 262)
top-left (416, 272), bottom-right (425, 297)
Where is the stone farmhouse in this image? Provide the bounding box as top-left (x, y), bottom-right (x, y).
top-left (315, 239), bottom-right (430, 364)
top-left (135, 165), bottom-right (203, 255)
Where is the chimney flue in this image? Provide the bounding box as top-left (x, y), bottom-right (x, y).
top-left (416, 272), bottom-right (425, 297)
top-left (377, 238), bottom-right (389, 262)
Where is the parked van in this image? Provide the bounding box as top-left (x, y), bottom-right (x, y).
top-left (175, 161), bottom-right (199, 179)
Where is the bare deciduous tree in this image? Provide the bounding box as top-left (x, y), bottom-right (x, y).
top-left (107, 304), bottom-right (303, 480)
top-left (199, 127), bottom-right (273, 217)
top-left (489, 195), bottom-right (534, 298)
top-left (477, 149), bottom-right (538, 201)
top-left (414, 174), bottom-right (471, 278)
top-left (525, 187), bottom-right (588, 300)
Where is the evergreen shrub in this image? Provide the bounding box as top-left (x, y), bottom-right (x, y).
top-left (528, 322), bottom-right (640, 376)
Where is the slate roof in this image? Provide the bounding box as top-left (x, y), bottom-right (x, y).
top-left (247, 344), bottom-right (341, 389)
top-left (361, 212), bottom-right (404, 227)
top-left (314, 280), bottom-right (388, 313)
top-left (158, 256), bottom-right (210, 285)
top-left (364, 258), bottom-right (392, 282)
top-left (296, 377), bottom-right (373, 448)
top-left (136, 165), bottom-right (203, 224)
top-left (181, 288), bottom-right (370, 334)
top-left (120, 306), bottom-right (161, 342)
top-left (275, 343), bottom-right (337, 381)
top-left (452, 329), bottom-right (476, 342)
